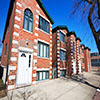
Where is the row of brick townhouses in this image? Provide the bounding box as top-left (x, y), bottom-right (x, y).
top-left (1, 0), bottom-right (91, 90)
top-left (52, 28), bottom-right (91, 77)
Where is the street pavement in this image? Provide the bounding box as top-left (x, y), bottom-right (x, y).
top-left (0, 71), bottom-right (100, 100)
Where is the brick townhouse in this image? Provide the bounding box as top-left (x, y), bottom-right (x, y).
top-left (80, 44), bottom-right (85, 71)
top-left (67, 31), bottom-right (77, 76)
top-left (90, 52), bottom-right (100, 71)
top-left (1, 0), bottom-right (54, 90)
top-left (76, 38), bottom-right (82, 74)
top-left (52, 26), bottom-right (69, 78)
top-left (67, 32), bottom-right (82, 76)
top-left (84, 47), bottom-right (91, 72)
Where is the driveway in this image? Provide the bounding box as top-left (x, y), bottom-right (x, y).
top-left (0, 71), bottom-right (100, 100)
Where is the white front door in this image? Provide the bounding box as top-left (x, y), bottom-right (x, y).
top-left (73, 60), bottom-right (76, 74)
top-left (16, 50), bottom-right (32, 87)
top-left (79, 61), bottom-right (81, 73)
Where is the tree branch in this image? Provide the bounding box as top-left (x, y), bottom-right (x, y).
top-left (88, 0), bottom-right (97, 34)
top-left (97, 0), bottom-right (100, 18)
top-left (84, 0), bottom-right (93, 4)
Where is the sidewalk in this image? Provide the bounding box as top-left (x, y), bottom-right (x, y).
top-left (93, 85), bottom-right (100, 100)
top-left (0, 72), bottom-right (100, 100)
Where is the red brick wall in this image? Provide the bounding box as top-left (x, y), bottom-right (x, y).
top-left (80, 46), bottom-right (85, 71)
top-left (84, 49), bottom-right (91, 72)
top-left (1, 7), bottom-right (15, 67)
top-left (76, 39), bottom-right (81, 74)
top-left (52, 31), bottom-right (57, 68)
top-left (52, 29), bottom-right (68, 77)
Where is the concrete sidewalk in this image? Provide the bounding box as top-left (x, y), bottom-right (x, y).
top-left (93, 85), bottom-right (100, 100)
top-left (0, 72), bottom-right (100, 100)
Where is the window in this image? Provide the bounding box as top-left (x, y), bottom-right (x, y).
top-left (73, 42), bottom-right (75, 52)
top-left (60, 32), bottom-right (65, 42)
top-left (36, 71), bottom-right (49, 81)
top-left (82, 48), bottom-right (84, 53)
top-left (60, 50), bottom-right (66, 61)
top-left (38, 41), bottom-right (49, 58)
top-left (79, 47), bottom-right (80, 54)
top-left (91, 53), bottom-right (99, 57)
top-left (23, 9), bottom-right (33, 32)
top-left (39, 16), bottom-right (50, 33)
top-left (4, 44), bottom-right (7, 56)
top-left (91, 59), bottom-right (100, 67)
top-left (60, 70), bottom-right (66, 77)
top-left (82, 58), bottom-right (84, 63)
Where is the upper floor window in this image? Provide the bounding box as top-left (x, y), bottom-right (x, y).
top-left (73, 42), bottom-right (75, 52)
top-left (79, 47), bottom-right (80, 54)
top-left (60, 32), bottom-right (65, 42)
top-left (38, 41), bottom-right (49, 58)
top-left (23, 9), bottom-right (33, 32)
top-left (82, 48), bottom-right (84, 53)
top-left (39, 16), bottom-right (50, 33)
top-left (82, 58), bottom-right (84, 63)
top-left (4, 44), bottom-right (7, 56)
top-left (60, 50), bottom-right (66, 61)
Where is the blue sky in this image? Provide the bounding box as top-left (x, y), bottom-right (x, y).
top-left (0, 0), bottom-right (98, 55)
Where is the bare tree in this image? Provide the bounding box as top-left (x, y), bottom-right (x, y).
top-left (72, 0), bottom-right (100, 52)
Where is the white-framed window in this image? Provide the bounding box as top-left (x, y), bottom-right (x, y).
top-left (38, 41), bottom-right (49, 58)
top-left (60, 32), bottom-right (65, 42)
top-left (60, 50), bottom-right (66, 61)
top-left (60, 70), bottom-right (66, 77)
top-left (23, 9), bottom-right (33, 32)
top-left (82, 48), bottom-right (84, 53)
top-left (39, 16), bottom-right (50, 33)
top-left (82, 58), bottom-right (84, 63)
top-left (79, 47), bottom-right (80, 54)
top-left (36, 71), bottom-right (49, 81)
top-left (73, 42), bottom-right (75, 52)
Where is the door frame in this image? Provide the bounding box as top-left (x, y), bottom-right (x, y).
top-left (16, 47), bottom-right (33, 87)
top-left (73, 59), bottom-right (76, 74)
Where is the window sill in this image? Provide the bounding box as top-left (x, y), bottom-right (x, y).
top-left (60, 60), bottom-right (66, 62)
top-left (60, 41), bottom-right (65, 44)
top-left (36, 79), bottom-right (49, 83)
top-left (39, 29), bottom-right (50, 35)
top-left (37, 56), bottom-right (49, 59)
top-left (23, 29), bottom-right (33, 34)
top-left (4, 55), bottom-right (6, 57)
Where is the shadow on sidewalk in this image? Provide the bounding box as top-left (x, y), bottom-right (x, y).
top-left (71, 76), bottom-right (100, 89)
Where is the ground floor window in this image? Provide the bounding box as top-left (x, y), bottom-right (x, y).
top-left (60, 70), bottom-right (66, 77)
top-left (36, 71), bottom-right (49, 81)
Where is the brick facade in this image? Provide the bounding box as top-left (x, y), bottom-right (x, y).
top-left (1, 0), bottom-right (53, 90)
top-left (80, 44), bottom-right (85, 72)
top-left (84, 47), bottom-right (91, 72)
top-left (52, 26), bottom-right (68, 78)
